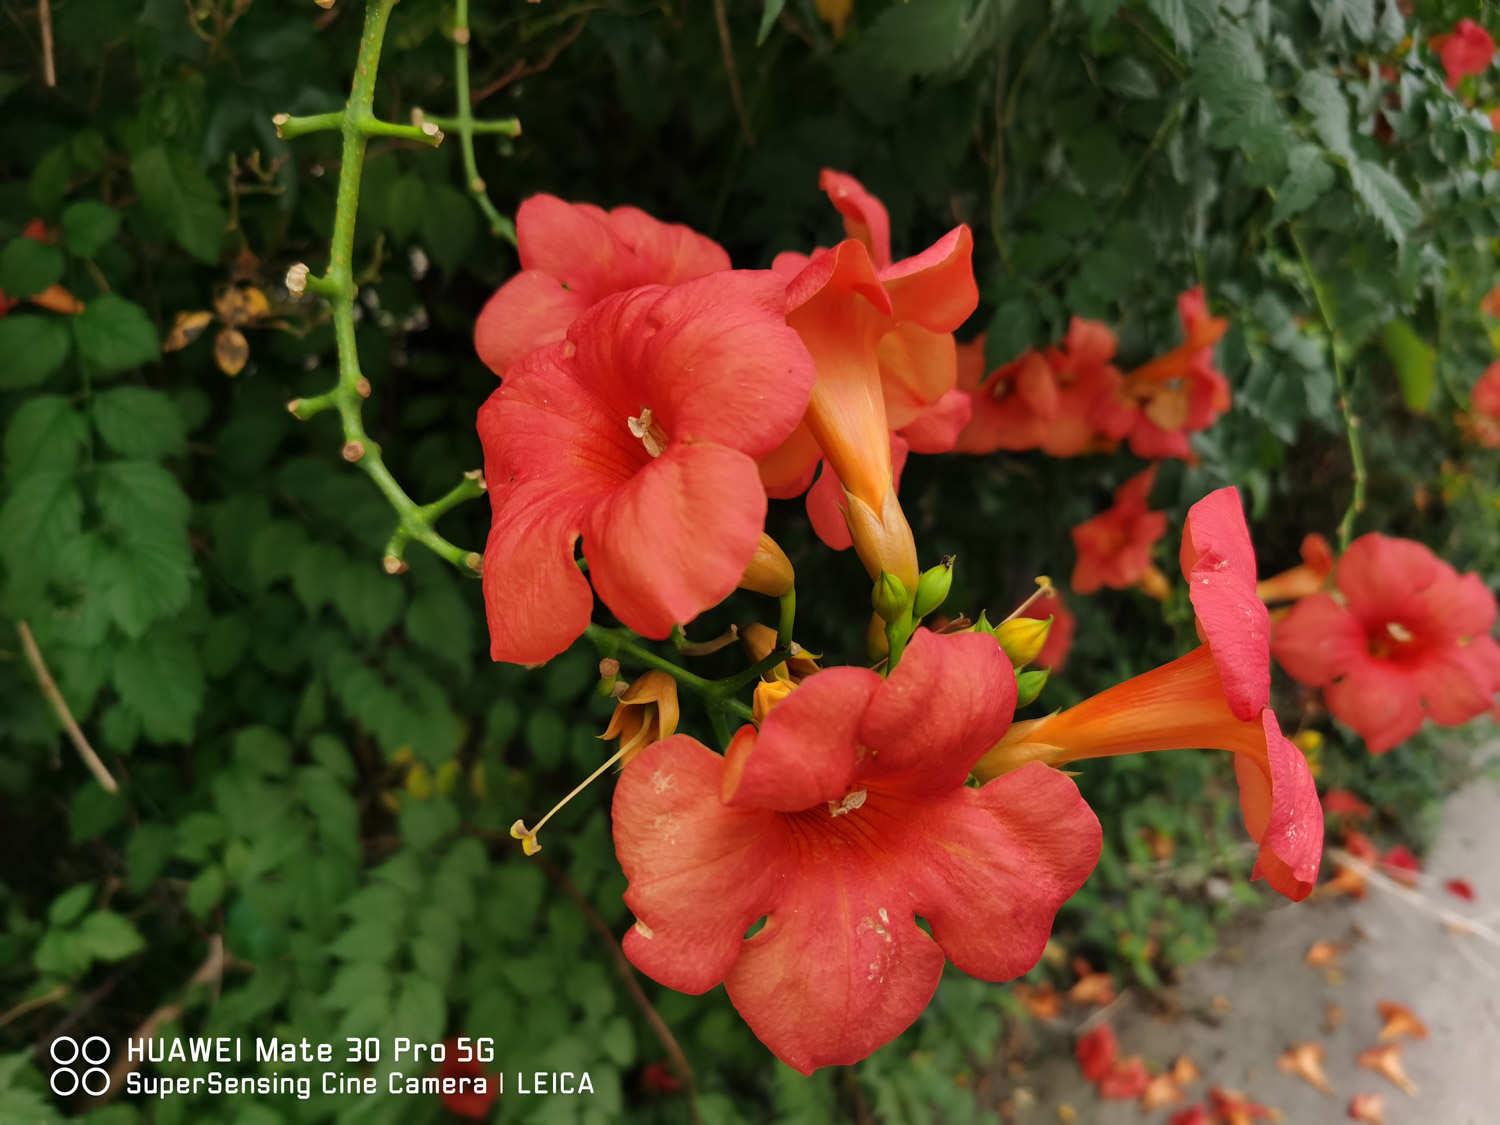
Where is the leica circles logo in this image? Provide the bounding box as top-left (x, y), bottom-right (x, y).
top-left (49, 1036), bottom-right (111, 1097)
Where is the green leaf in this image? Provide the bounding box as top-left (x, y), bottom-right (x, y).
top-left (1296, 70), bottom-right (1351, 156)
top-left (94, 460), bottom-right (190, 537)
top-left (130, 146), bottom-right (226, 263)
top-left (126, 823), bottom-right (175, 893)
top-left (5, 396), bottom-right (87, 475)
top-left (0, 314), bottom-right (72, 388)
top-left (405, 582), bottom-right (475, 665)
top-left (0, 238), bottom-right (64, 299)
top-left (60, 201), bottom-right (121, 258)
top-left (391, 975), bottom-right (446, 1046)
top-left (186, 866), bottom-right (226, 918)
top-left (91, 387), bottom-right (186, 458)
top-left (756, 0), bottom-right (787, 45)
top-left (1380, 319), bottom-right (1436, 413)
top-left (1146, 0), bottom-right (1193, 50)
top-left (1271, 145), bottom-right (1335, 223)
top-left (1349, 159), bottom-right (1421, 242)
top-left (48, 884), bottom-right (94, 927)
top-left (73, 295), bottom-right (159, 375)
top-left (95, 532), bottom-right (193, 639)
top-left (73, 911), bottom-right (145, 963)
top-left (420, 184), bottom-right (479, 271)
top-left (113, 630), bottom-right (204, 743)
top-left (854, 0), bottom-right (979, 78)
top-left (0, 469), bottom-right (83, 586)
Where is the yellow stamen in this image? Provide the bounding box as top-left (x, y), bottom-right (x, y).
top-left (627, 407), bottom-right (668, 457)
top-left (1385, 621), bottom-right (1414, 644)
top-left (1000, 575), bottom-right (1056, 624)
top-left (509, 741), bottom-right (633, 858)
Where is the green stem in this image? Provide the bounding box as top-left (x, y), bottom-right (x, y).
top-left (280, 0), bottom-right (484, 577)
top-left (584, 625), bottom-right (755, 724)
top-left (776, 588), bottom-right (796, 649)
top-left (1287, 221), bottom-right (1366, 551)
top-left (449, 0), bottom-right (519, 246)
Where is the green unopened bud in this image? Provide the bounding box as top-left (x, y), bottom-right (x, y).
top-left (1015, 668), bottom-right (1048, 708)
top-left (995, 615), bottom-right (1051, 669)
top-left (913, 556), bottom-right (955, 619)
top-left (872, 571), bottom-right (911, 623)
top-left (970, 610), bottom-right (996, 636)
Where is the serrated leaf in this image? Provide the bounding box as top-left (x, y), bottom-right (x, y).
top-left (91, 387), bottom-right (186, 458)
top-left (94, 459), bottom-right (190, 537)
top-left (1349, 159), bottom-right (1421, 241)
top-left (73, 295), bottom-right (159, 375)
top-left (5, 396), bottom-right (87, 475)
top-left (1146, 0), bottom-right (1194, 51)
top-left (0, 238), bottom-right (64, 299)
top-left (95, 532), bottom-right (193, 638)
top-left (392, 975), bottom-right (446, 1046)
top-left (130, 146), bottom-right (226, 264)
top-left (1297, 70), bottom-right (1351, 156)
top-left (0, 314), bottom-right (72, 388)
top-left (0, 469), bottom-right (83, 587)
top-left (1272, 145), bottom-right (1336, 223)
top-left (113, 630), bottom-right (204, 743)
top-left (60, 201), bottom-right (120, 258)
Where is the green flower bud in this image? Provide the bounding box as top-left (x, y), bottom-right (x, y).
top-left (1015, 667), bottom-right (1048, 708)
top-left (913, 556), bottom-right (955, 619)
top-left (872, 570), bottom-right (911, 623)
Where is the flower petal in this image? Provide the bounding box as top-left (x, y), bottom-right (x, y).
top-left (1325, 656), bottom-right (1425, 754)
top-left (615, 736), bottom-right (786, 994)
top-left (879, 226), bottom-right (978, 334)
top-left (721, 666), bottom-right (880, 812)
top-left (877, 323), bottom-right (958, 428)
top-left (586, 443), bottom-right (767, 639)
top-left (860, 629), bottom-right (1017, 795)
top-left (916, 762), bottom-right (1100, 980)
top-left (1336, 534), bottom-right (1445, 632)
top-left (479, 479), bottom-right (596, 665)
top-left (900, 388), bottom-right (973, 453)
top-left (724, 841), bottom-right (945, 1075)
top-left (1235, 710), bottom-right (1323, 901)
top-left (636, 271), bottom-right (817, 458)
top-left (819, 169), bottom-right (892, 268)
top-left (1181, 487), bottom-right (1270, 720)
top-left (473, 270), bottom-right (590, 376)
top-left (1272, 594), bottom-right (1367, 687)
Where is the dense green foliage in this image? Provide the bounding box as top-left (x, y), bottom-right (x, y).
top-left (1, 0), bottom-right (1497, 1120)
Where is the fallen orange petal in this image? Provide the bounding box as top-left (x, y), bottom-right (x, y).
top-left (1277, 1041), bottom-right (1333, 1094)
top-left (1141, 1072), bottom-right (1184, 1110)
top-left (1069, 971), bottom-right (1116, 1007)
top-left (1304, 940), bottom-right (1344, 968)
top-left (1075, 1024), bottom-right (1117, 1083)
top-left (1170, 1054), bottom-right (1201, 1086)
top-left (1169, 1108), bottom-right (1211, 1125)
top-left (1207, 1085), bottom-right (1280, 1123)
top-left (1357, 1043), bottom-right (1418, 1096)
top-left (1347, 1093), bottom-right (1385, 1123)
top-left (1376, 1000), bottom-right (1429, 1042)
top-left (1014, 981), bottom-right (1063, 1021)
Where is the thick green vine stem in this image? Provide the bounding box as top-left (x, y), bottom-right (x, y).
top-left (279, 0), bottom-right (483, 577)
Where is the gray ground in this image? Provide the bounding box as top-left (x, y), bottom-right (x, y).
top-left (1013, 777), bottom-right (1500, 1124)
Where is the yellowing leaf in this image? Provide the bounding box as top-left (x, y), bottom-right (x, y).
top-left (164, 309), bottom-right (213, 352)
top-left (214, 283), bottom-right (271, 326)
top-left (214, 326), bottom-right (249, 376)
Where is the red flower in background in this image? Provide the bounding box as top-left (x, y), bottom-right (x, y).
top-left (477, 271), bottom-right (815, 663)
top-left (436, 1039), bottom-right (498, 1119)
top-left (613, 629), bottom-right (1100, 1074)
top-left (1257, 533), bottom-right (1335, 604)
top-left (1071, 466), bottom-right (1169, 596)
top-left (981, 487), bottom-right (1323, 901)
top-left (473, 194), bottom-right (730, 376)
top-left (1460, 360), bottom-right (1500, 448)
top-left (1432, 19), bottom-right (1495, 89)
top-left (1122, 287), bottom-right (1230, 460)
top-left (1273, 533), bottom-right (1500, 753)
